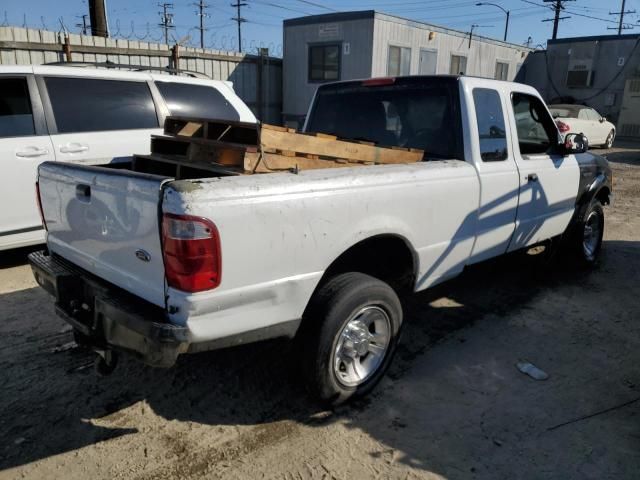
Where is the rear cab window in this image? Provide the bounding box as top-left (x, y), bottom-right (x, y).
top-left (155, 82), bottom-right (240, 121)
top-left (472, 88), bottom-right (508, 161)
top-left (0, 78), bottom-right (35, 137)
top-left (305, 77), bottom-right (463, 160)
top-left (44, 77), bottom-right (158, 133)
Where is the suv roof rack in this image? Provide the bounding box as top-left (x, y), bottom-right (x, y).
top-left (42, 61), bottom-right (210, 79)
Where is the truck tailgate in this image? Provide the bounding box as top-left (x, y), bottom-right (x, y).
top-left (38, 162), bottom-right (170, 307)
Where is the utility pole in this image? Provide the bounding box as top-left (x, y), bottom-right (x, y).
top-left (231, 1), bottom-right (247, 52)
top-left (158, 3), bottom-right (175, 45)
top-left (193, 0), bottom-right (210, 48)
top-left (76, 14), bottom-right (90, 35)
top-left (88, 0), bottom-right (108, 37)
top-left (542, 0), bottom-right (574, 40)
top-left (609, 0), bottom-right (636, 35)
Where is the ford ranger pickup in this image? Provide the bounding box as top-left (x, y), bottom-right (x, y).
top-left (29, 75), bottom-right (612, 404)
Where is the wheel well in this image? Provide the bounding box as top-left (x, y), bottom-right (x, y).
top-left (596, 186), bottom-right (611, 206)
top-left (318, 235), bottom-right (416, 294)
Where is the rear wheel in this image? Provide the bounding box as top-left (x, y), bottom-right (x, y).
top-left (300, 273), bottom-right (402, 406)
top-left (604, 130), bottom-right (615, 149)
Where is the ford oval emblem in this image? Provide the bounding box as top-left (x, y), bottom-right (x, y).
top-left (135, 249), bottom-right (151, 262)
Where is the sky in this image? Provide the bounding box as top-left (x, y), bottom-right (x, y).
top-left (1, 0), bottom-right (638, 56)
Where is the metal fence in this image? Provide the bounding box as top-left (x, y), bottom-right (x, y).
top-left (0, 26), bottom-right (283, 124)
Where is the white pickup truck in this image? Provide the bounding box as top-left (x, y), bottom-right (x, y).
top-left (30, 76), bottom-right (612, 405)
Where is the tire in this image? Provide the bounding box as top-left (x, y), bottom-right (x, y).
top-left (300, 272), bottom-right (403, 406)
top-left (604, 130), bottom-right (615, 149)
top-left (570, 200), bottom-right (604, 267)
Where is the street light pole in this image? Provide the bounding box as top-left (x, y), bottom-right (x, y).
top-left (476, 2), bottom-right (510, 42)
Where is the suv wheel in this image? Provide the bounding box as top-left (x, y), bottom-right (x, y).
top-left (300, 273), bottom-right (402, 406)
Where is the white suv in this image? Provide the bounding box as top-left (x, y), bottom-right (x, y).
top-left (0, 65), bottom-right (256, 251)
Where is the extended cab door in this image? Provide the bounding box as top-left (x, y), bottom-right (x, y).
top-left (0, 74), bottom-right (54, 246)
top-left (507, 91), bottom-right (580, 251)
top-left (466, 85), bottom-right (520, 264)
top-left (35, 73), bottom-right (161, 165)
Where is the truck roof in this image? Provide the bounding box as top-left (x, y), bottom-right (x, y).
top-left (315, 74), bottom-right (539, 96)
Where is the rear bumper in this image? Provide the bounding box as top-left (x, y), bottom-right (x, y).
top-left (29, 250), bottom-right (189, 367)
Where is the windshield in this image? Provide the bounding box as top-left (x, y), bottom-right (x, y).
top-left (306, 78), bottom-right (463, 160)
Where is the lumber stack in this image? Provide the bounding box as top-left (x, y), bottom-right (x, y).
top-left (133, 116), bottom-right (423, 179)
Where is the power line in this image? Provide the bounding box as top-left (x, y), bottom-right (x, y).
top-left (158, 3), bottom-right (175, 44)
top-left (608, 0), bottom-right (636, 35)
top-left (193, 0), bottom-right (210, 48)
top-left (231, 1), bottom-right (247, 52)
top-left (292, 0), bottom-right (338, 11)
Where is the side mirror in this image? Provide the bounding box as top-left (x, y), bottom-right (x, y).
top-left (560, 132), bottom-right (588, 155)
top-left (599, 116), bottom-right (606, 123)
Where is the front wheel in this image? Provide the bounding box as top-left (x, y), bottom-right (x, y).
top-left (604, 130), bottom-right (615, 149)
top-left (569, 200), bottom-right (604, 266)
top-left (300, 272), bottom-right (403, 406)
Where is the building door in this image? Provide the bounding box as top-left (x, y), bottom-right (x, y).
top-left (419, 49), bottom-right (437, 75)
top-left (618, 79), bottom-right (640, 138)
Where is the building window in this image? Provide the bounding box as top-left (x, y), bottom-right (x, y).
top-left (308, 44), bottom-right (340, 82)
top-left (388, 46), bottom-right (411, 76)
top-left (495, 61), bottom-right (509, 81)
top-left (450, 54), bottom-right (467, 75)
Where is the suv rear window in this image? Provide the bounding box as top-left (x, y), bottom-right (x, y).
top-left (306, 78), bottom-right (463, 160)
top-left (155, 82), bottom-right (240, 121)
top-left (0, 78), bottom-right (35, 137)
top-left (45, 77), bottom-right (158, 133)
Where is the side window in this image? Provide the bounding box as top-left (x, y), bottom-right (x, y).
top-left (587, 109), bottom-right (600, 121)
top-left (387, 46), bottom-right (411, 76)
top-left (308, 44), bottom-right (340, 82)
top-left (473, 88), bottom-right (508, 161)
top-left (578, 109), bottom-right (589, 120)
top-left (0, 78), bottom-right (35, 138)
top-left (155, 82), bottom-right (240, 121)
top-left (511, 93), bottom-right (558, 155)
top-left (450, 54), bottom-right (467, 75)
top-left (45, 77), bottom-right (158, 133)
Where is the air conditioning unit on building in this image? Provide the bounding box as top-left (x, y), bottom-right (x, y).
top-left (566, 63), bottom-right (593, 88)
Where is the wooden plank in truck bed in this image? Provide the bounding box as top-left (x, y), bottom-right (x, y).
top-left (259, 125), bottom-right (423, 165)
top-left (244, 152), bottom-right (365, 173)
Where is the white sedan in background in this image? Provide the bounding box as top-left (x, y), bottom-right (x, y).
top-left (549, 104), bottom-right (616, 149)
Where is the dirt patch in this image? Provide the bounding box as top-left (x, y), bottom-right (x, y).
top-left (1, 145), bottom-right (639, 479)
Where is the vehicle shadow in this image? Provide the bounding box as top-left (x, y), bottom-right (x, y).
top-left (593, 142), bottom-right (640, 165)
top-left (2, 240), bottom-right (638, 478)
top-left (0, 245), bottom-right (42, 269)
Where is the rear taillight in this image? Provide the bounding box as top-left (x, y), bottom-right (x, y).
top-left (162, 213), bottom-right (221, 293)
top-left (35, 182), bottom-right (47, 231)
top-left (556, 120), bottom-right (571, 133)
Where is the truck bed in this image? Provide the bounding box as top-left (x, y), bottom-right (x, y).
top-left (129, 116), bottom-right (425, 180)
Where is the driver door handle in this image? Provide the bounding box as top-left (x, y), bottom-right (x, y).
top-left (527, 173), bottom-right (539, 182)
